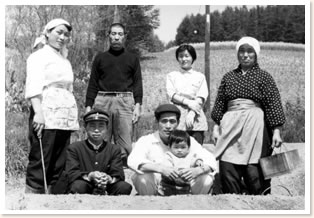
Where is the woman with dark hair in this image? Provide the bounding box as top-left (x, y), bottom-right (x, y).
top-left (211, 36), bottom-right (286, 195)
top-left (24, 18), bottom-right (79, 194)
top-left (166, 44), bottom-right (208, 145)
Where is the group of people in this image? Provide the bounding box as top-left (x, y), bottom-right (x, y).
top-left (24, 18), bottom-right (286, 196)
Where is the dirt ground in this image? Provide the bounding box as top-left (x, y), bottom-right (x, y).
top-left (5, 143), bottom-right (306, 212)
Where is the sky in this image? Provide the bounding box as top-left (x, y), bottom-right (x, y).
top-left (154, 5), bottom-right (256, 43)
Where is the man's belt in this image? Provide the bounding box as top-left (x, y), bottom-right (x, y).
top-left (97, 91), bottom-right (133, 97)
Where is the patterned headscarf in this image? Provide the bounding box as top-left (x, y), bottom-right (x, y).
top-left (236, 36), bottom-right (260, 58)
top-left (33, 18), bottom-right (72, 57)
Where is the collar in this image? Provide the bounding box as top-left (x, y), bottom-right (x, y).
top-left (43, 44), bottom-right (64, 57)
top-left (85, 139), bottom-right (106, 152)
top-left (153, 131), bottom-right (169, 148)
top-left (109, 47), bottom-right (125, 56)
top-left (179, 68), bottom-right (194, 74)
top-left (236, 63), bottom-right (260, 74)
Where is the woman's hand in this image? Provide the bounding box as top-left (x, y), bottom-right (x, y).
top-left (33, 110), bottom-right (45, 138)
top-left (185, 110), bottom-right (196, 128)
top-left (184, 99), bottom-right (202, 114)
top-left (85, 106), bottom-right (92, 114)
top-left (212, 124), bottom-right (220, 145)
top-left (30, 96), bottom-right (45, 138)
top-left (272, 127), bottom-right (283, 148)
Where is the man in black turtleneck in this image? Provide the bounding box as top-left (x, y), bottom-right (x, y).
top-left (85, 23), bottom-right (143, 166)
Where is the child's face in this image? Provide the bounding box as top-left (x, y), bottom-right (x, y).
top-left (170, 141), bottom-right (190, 158)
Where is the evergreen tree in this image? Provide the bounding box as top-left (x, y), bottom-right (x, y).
top-left (174, 5), bottom-right (305, 44)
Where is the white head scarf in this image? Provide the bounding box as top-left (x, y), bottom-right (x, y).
top-left (236, 36), bottom-right (260, 58)
top-left (33, 18), bottom-right (72, 58)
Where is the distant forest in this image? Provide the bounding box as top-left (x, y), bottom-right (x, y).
top-left (174, 5), bottom-right (305, 46)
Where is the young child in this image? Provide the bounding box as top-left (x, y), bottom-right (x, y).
top-left (160, 129), bottom-right (205, 195)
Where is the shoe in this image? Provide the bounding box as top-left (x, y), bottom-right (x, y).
top-left (121, 155), bottom-right (128, 169)
top-left (25, 184), bottom-right (45, 194)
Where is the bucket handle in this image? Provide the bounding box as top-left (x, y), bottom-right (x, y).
top-left (272, 143), bottom-right (288, 154)
top-left (261, 184), bottom-right (293, 196)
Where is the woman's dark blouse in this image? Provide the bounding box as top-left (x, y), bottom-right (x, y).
top-left (211, 63), bottom-right (286, 128)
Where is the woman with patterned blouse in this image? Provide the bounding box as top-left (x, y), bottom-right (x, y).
top-left (166, 44), bottom-right (208, 145)
top-left (211, 37), bottom-right (286, 195)
top-left (24, 19), bottom-right (79, 194)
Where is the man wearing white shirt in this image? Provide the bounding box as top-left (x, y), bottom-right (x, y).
top-left (127, 104), bottom-right (217, 195)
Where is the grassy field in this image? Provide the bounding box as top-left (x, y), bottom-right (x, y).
top-left (5, 42), bottom-right (305, 178)
top-left (137, 43), bottom-right (305, 142)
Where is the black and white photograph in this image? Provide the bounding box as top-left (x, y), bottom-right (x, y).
top-left (3, 0), bottom-right (310, 214)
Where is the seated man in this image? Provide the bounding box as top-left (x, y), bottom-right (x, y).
top-left (127, 104), bottom-right (217, 195)
top-left (66, 109), bottom-right (132, 195)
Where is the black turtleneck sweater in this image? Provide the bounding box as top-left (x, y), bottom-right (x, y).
top-left (85, 47), bottom-right (143, 107)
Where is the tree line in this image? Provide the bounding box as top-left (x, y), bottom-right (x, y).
top-left (172, 5), bottom-right (305, 48)
top-left (5, 5), bottom-right (165, 112)
top-left (5, 5), bottom-right (305, 112)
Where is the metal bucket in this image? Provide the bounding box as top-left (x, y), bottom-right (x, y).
top-left (259, 147), bottom-right (300, 180)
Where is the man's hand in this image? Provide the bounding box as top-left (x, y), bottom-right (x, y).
top-left (88, 171), bottom-right (102, 182)
top-left (88, 171), bottom-right (113, 190)
top-left (160, 166), bottom-right (180, 181)
top-left (179, 167), bottom-right (203, 182)
top-left (132, 103), bottom-right (141, 124)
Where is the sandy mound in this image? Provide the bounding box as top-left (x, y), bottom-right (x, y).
top-left (5, 143), bottom-right (306, 211)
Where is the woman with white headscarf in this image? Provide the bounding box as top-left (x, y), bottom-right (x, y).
top-left (25, 18), bottom-right (79, 194)
top-left (211, 36), bottom-right (286, 195)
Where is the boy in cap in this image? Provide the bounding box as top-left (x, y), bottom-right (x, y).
top-left (128, 104), bottom-right (217, 196)
top-left (65, 108), bottom-right (132, 195)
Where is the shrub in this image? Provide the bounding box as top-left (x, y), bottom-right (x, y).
top-left (5, 112), bottom-right (29, 177)
top-left (282, 98), bottom-right (305, 142)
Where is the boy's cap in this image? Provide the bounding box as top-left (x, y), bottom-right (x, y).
top-left (154, 104), bottom-right (181, 119)
top-left (84, 109), bottom-right (109, 123)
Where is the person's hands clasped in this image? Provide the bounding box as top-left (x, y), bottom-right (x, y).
top-left (88, 171), bottom-right (112, 189)
top-left (33, 110), bottom-right (45, 138)
top-left (184, 99), bottom-right (202, 114)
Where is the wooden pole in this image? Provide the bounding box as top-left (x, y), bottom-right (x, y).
top-left (113, 5), bottom-right (120, 23)
top-left (205, 5), bottom-right (210, 111)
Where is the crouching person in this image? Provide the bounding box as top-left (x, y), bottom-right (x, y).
top-left (127, 104), bottom-right (217, 196)
top-left (66, 109), bottom-right (132, 195)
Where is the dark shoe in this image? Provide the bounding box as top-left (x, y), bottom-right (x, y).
top-left (121, 155), bottom-right (128, 169)
top-left (25, 184), bottom-right (44, 194)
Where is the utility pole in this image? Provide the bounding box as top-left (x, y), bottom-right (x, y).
top-left (113, 5), bottom-right (120, 23)
top-left (205, 5), bottom-right (210, 111)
